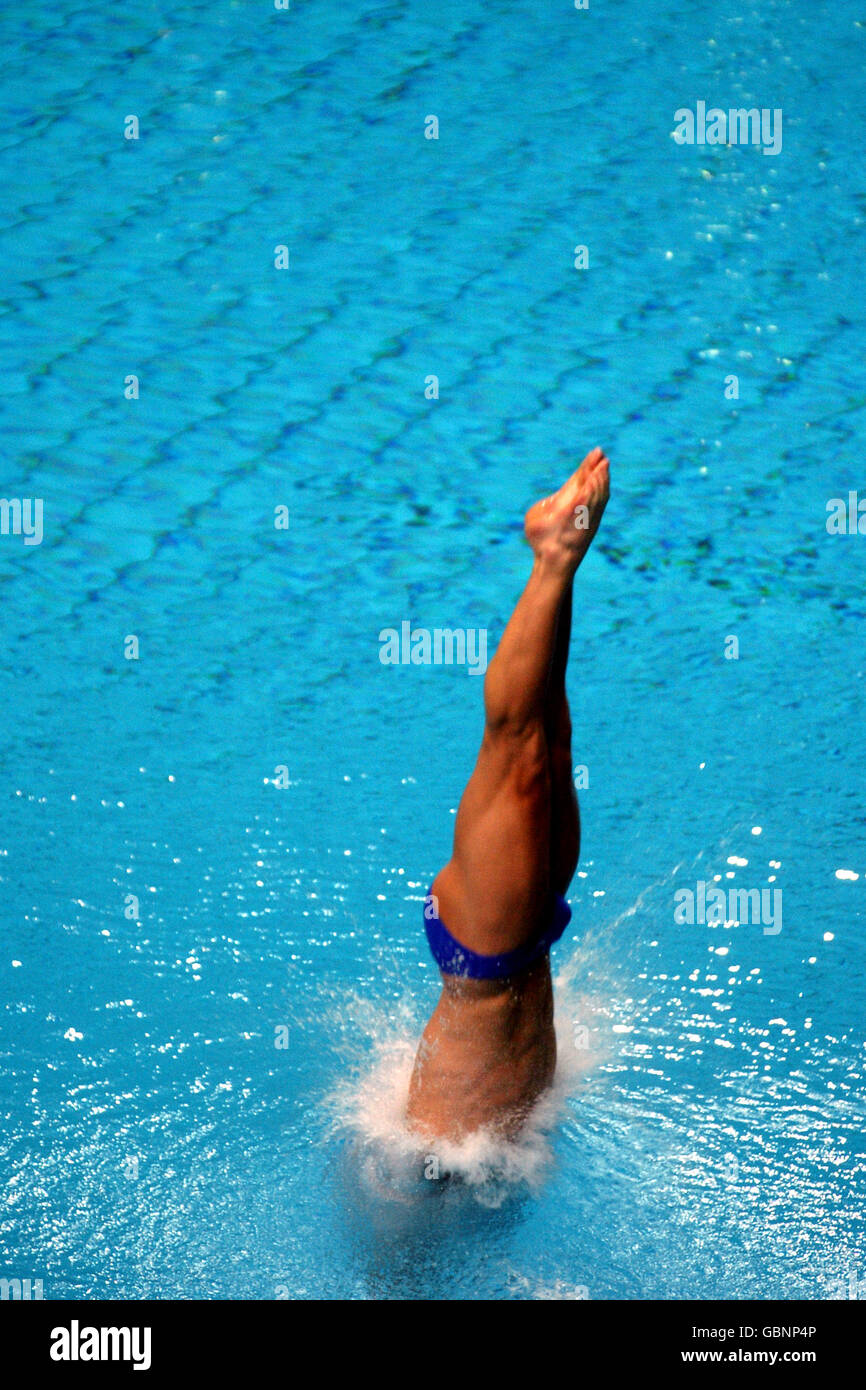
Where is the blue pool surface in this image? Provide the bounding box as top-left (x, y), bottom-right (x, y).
top-left (1, 0), bottom-right (865, 1299)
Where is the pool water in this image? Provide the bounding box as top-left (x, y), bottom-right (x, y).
top-left (1, 0), bottom-right (864, 1300)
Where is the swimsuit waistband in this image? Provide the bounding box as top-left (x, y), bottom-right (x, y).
top-left (423, 890), bottom-right (572, 980)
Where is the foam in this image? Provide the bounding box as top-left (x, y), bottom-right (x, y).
top-left (323, 972), bottom-right (604, 1209)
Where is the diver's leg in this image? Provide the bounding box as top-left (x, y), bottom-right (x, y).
top-left (546, 579), bottom-right (581, 895)
top-left (430, 562), bottom-right (562, 954)
top-left (431, 449), bottom-right (608, 955)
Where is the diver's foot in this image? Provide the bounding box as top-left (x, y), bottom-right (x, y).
top-left (524, 447), bottom-right (610, 572)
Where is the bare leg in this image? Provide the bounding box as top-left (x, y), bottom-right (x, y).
top-left (546, 579), bottom-right (580, 895)
top-left (430, 448), bottom-right (608, 957)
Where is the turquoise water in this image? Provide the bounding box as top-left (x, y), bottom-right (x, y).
top-left (1, 0), bottom-right (864, 1300)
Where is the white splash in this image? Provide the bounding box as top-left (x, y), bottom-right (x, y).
top-left (323, 972), bottom-right (604, 1208)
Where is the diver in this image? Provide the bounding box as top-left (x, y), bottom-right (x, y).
top-left (407, 448), bottom-right (610, 1142)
